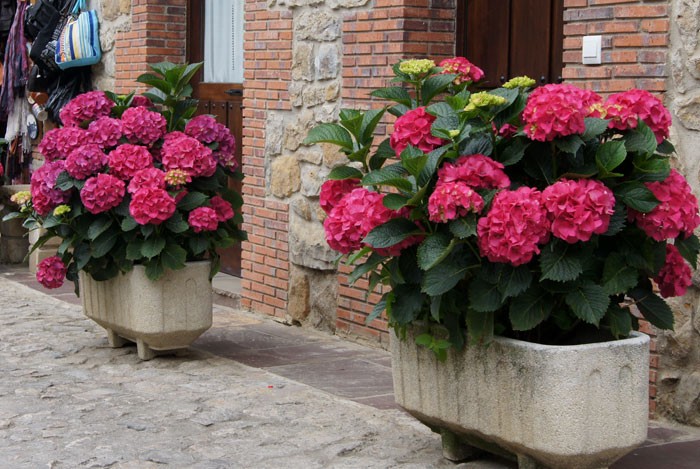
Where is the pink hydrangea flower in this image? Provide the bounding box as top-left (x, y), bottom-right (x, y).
top-left (160, 133), bottom-right (217, 177)
top-left (629, 169), bottom-right (700, 241)
top-left (493, 122), bottom-right (518, 139)
top-left (522, 84), bottom-right (591, 142)
top-left (605, 89), bottom-right (672, 144)
top-left (129, 187), bottom-right (176, 225)
top-left (30, 160), bottom-right (71, 216)
top-left (185, 115), bottom-right (220, 143)
top-left (185, 115), bottom-right (238, 170)
top-left (188, 206), bottom-right (219, 232)
top-left (324, 188), bottom-right (392, 254)
top-left (130, 95), bottom-right (153, 108)
top-left (108, 144), bottom-right (154, 180)
top-left (439, 56), bottom-right (484, 85)
top-left (88, 116), bottom-right (123, 149)
top-left (127, 167), bottom-right (166, 194)
top-left (437, 154), bottom-right (510, 190)
top-left (477, 187), bottom-right (550, 266)
top-left (209, 195), bottom-right (234, 222)
top-left (390, 107), bottom-right (446, 155)
top-left (214, 127), bottom-right (238, 170)
top-left (59, 91), bottom-right (114, 127)
top-left (542, 178), bottom-right (616, 243)
top-left (65, 144), bottom-right (108, 180)
top-left (428, 181), bottom-right (484, 223)
top-left (319, 178), bottom-right (361, 214)
top-left (38, 127), bottom-right (89, 161)
top-left (654, 244), bottom-right (692, 298)
top-left (80, 174), bottom-right (126, 214)
top-left (121, 106), bottom-right (167, 145)
top-left (324, 187), bottom-right (420, 255)
top-left (36, 256), bottom-right (67, 289)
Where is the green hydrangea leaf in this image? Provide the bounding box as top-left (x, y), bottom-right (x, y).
top-left (628, 287), bottom-right (674, 330)
top-left (675, 234), bottom-right (700, 269)
top-left (602, 253), bottom-right (639, 295)
top-left (364, 218), bottom-right (419, 249)
top-left (564, 282), bottom-right (610, 326)
top-left (141, 237), bottom-right (166, 259)
top-left (607, 304), bottom-right (633, 339)
top-left (468, 277), bottom-right (504, 313)
top-left (417, 232), bottom-right (454, 271)
top-left (539, 241), bottom-right (583, 282)
top-left (508, 285), bottom-right (553, 331)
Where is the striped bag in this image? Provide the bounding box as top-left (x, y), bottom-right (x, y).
top-left (54, 0), bottom-right (101, 69)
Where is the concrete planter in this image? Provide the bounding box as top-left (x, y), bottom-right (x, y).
top-left (80, 261), bottom-right (213, 360)
top-left (391, 325), bottom-right (650, 469)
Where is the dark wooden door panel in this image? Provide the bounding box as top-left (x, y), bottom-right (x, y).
top-left (464, 0), bottom-right (510, 88)
top-left (458, 0), bottom-right (563, 88)
top-left (509, 0), bottom-right (552, 83)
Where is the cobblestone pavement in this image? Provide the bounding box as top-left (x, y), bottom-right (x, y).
top-left (2, 271), bottom-right (700, 469)
top-left (0, 277), bottom-right (454, 469)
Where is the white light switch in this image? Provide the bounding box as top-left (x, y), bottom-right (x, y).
top-left (582, 35), bottom-right (602, 65)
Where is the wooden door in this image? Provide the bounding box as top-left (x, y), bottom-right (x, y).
top-left (187, 0), bottom-right (244, 277)
top-left (457, 0), bottom-right (564, 88)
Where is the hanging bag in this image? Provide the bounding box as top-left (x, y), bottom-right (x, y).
top-left (54, 0), bottom-right (101, 70)
top-left (24, 0), bottom-right (60, 41)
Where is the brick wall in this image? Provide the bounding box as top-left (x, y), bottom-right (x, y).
top-left (337, 0), bottom-right (457, 345)
top-left (113, 0), bottom-right (188, 94)
top-left (239, 3), bottom-right (293, 318)
top-left (562, 0), bottom-right (669, 94)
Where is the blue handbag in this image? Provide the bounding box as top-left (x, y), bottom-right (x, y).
top-left (54, 0), bottom-right (101, 69)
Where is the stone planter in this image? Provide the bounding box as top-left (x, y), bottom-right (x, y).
top-left (80, 261), bottom-right (213, 360)
top-left (391, 325), bottom-right (650, 469)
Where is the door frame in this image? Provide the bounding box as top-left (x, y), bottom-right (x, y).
top-left (186, 0), bottom-right (245, 277)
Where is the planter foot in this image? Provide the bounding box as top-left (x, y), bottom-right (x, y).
top-left (517, 454), bottom-right (544, 469)
top-left (136, 339), bottom-right (156, 361)
top-left (106, 329), bottom-right (128, 348)
top-left (440, 429), bottom-right (482, 462)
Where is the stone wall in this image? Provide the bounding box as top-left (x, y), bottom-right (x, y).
top-left (92, 0), bottom-right (132, 92)
top-left (655, 0), bottom-right (700, 426)
top-left (240, 0), bottom-right (457, 342)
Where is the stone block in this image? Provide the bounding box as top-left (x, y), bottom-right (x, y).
top-left (270, 155), bottom-right (301, 198)
top-left (289, 214), bottom-right (336, 270)
top-left (295, 10), bottom-right (341, 42)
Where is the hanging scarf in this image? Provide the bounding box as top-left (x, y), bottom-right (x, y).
top-left (0, 2), bottom-right (29, 115)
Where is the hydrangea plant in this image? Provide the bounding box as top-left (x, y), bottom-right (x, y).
top-left (305, 57), bottom-right (700, 357)
top-left (6, 62), bottom-right (245, 291)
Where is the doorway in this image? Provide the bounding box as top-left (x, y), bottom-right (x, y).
top-left (187, 0), bottom-right (244, 277)
top-left (456, 0), bottom-right (564, 88)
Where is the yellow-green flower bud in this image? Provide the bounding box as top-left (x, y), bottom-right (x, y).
top-left (399, 59), bottom-right (436, 76)
top-left (469, 92), bottom-right (507, 108)
top-left (53, 205), bottom-right (71, 216)
top-left (503, 76), bottom-right (536, 89)
top-left (464, 103), bottom-right (477, 113)
top-left (448, 130), bottom-right (460, 138)
top-left (10, 191), bottom-right (31, 205)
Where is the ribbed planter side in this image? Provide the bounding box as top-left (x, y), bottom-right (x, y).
top-left (391, 326), bottom-right (650, 469)
top-left (80, 261), bottom-right (213, 360)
